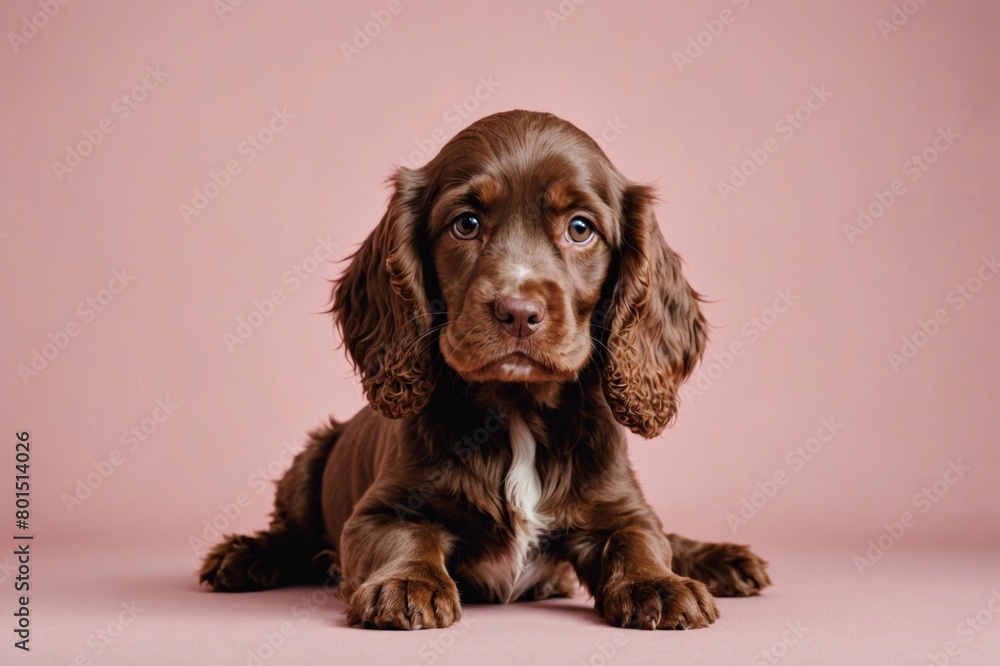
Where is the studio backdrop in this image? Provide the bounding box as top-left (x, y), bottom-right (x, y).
top-left (1, 0), bottom-right (998, 664)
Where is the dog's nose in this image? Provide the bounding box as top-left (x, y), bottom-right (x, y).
top-left (494, 297), bottom-right (546, 338)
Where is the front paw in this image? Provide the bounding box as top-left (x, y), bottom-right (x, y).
top-left (346, 569), bottom-right (462, 630)
top-left (599, 576), bottom-right (719, 630)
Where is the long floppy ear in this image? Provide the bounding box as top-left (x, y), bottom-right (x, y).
top-left (602, 184), bottom-right (707, 438)
top-left (332, 167), bottom-right (434, 418)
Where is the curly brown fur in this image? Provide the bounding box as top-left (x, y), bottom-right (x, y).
top-left (602, 185), bottom-right (707, 437)
top-left (199, 110), bottom-right (769, 629)
top-left (330, 170), bottom-right (436, 419)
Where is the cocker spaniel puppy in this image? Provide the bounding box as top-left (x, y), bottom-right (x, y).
top-left (200, 110), bottom-right (770, 630)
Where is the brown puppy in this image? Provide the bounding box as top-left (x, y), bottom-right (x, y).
top-left (200, 110), bottom-right (770, 630)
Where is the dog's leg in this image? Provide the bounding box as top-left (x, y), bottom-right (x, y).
top-left (199, 419), bottom-right (342, 592)
top-left (665, 533), bottom-right (771, 597)
top-left (340, 512), bottom-right (461, 630)
top-left (566, 513), bottom-right (719, 630)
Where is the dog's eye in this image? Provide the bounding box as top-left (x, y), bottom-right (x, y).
top-left (566, 217), bottom-right (595, 244)
top-left (451, 213), bottom-right (481, 240)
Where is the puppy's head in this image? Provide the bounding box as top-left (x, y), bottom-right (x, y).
top-left (333, 110), bottom-right (706, 437)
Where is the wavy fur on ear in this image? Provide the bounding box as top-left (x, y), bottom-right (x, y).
top-left (332, 167), bottom-right (435, 418)
top-left (602, 184), bottom-right (707, 438)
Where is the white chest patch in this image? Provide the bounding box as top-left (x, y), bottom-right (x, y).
top-left (505, 410), bottom-right (546, 565)
top-left (466, 410), bottom-right (549, 603)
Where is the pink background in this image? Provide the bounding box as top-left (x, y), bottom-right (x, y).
top-left (2, 0), bottom-right (998, 664)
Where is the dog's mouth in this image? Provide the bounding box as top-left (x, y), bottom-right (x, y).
top-left (460, 351), bottom-right (571, 383)
top-left (439, 316), bottom-right (591, 384)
